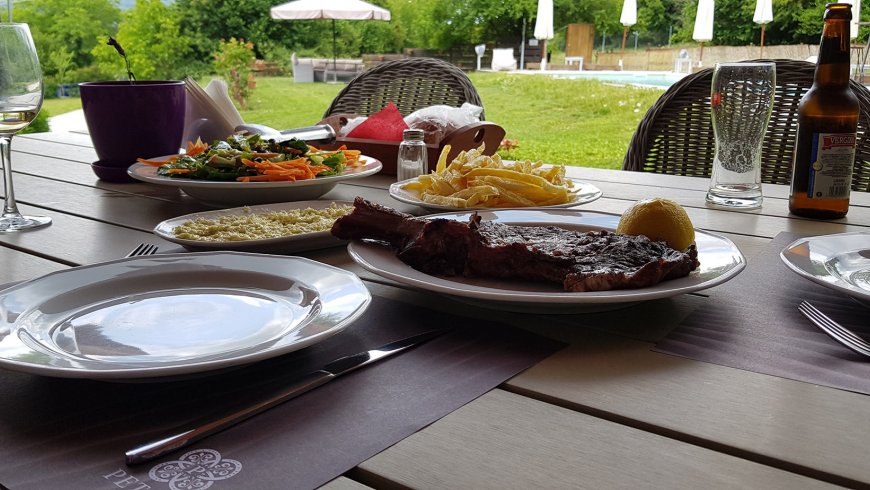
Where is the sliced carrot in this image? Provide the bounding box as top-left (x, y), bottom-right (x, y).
top-left (263, 169), bottom-right (305, 176)
top-left (137, 156), bottom-right (177, 166)
top-left (237, 174), bottom-right (297, 182)
top-left (186, 138), bottom-right (208, 157)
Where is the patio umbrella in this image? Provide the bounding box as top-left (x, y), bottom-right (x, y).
top-left (619, 0), bottom-right (637, 66)
top-left (534, 0), bottom-right (553, 71)
top-left (693, 0), bottom-right (714, 67)
top-left (753, 0), bottom-right (772, 58)
top-left (270, 0), bottom-right (391, 79)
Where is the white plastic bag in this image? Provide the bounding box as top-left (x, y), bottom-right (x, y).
top-left (404, 103), bottom-right (483, 144)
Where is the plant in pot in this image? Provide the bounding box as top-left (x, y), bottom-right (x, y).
top-left (79, 37), bottom-right (185, 182)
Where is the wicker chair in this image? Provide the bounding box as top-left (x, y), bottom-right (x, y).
top-left (623, 59), bottom-right (870, 192)
top-left (322, 57), bottom-right (485, 119)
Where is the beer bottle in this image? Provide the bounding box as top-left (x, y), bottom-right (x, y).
top-left (789, 3), bottom-right (859, 219)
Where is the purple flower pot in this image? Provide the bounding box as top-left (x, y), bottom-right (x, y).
top-left (79, 80), bottom-right (185, 182)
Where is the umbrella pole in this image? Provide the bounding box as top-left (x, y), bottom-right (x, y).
top-left (621, 26), bottom-right (628, 70)
top-left (540, 38), bottom-right (547, 71)
top-left (621, 27), bottom-right (628, 54)
top-left (332, 19), bottom-right (337, 83)
top-left (760, 24), bottom-right (766, 59)
top-left (699, 42), bottom-right (705, 67)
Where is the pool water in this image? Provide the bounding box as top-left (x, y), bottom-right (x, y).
top-left (549, 70), bottom-right (687, 88)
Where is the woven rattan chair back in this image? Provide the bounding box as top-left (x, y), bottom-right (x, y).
top-left (623, 59), bottom-right (870, 192)
top-left (323, 57), bottom-right (485, 119)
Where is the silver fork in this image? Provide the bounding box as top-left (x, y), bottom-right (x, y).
top-left (126, 243), bottom-right (159, 258)
top-left (798, 301), bottom-right (870, 358)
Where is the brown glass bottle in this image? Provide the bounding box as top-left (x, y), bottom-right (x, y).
top-left (789, 3), bottom-right (859, 219)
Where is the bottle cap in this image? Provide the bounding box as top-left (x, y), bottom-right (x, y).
top-left (402, 129), bottom-right (425, 141)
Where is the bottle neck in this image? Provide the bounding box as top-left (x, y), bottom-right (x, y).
top-left (815, 19), bottom-right (851, 87)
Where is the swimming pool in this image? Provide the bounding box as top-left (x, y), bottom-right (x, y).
top-left (547, 70), bottom-right (687, 88)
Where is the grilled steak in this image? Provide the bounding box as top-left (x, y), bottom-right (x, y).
top-left (332, 197), bottom-right (700, 292)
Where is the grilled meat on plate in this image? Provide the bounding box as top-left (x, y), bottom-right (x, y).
top-left (332, 197), bottom-right (700, 292)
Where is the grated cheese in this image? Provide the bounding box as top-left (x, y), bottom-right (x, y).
top-left (173, 203), bottom-right (353, 242)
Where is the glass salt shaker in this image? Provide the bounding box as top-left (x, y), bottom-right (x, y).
top-left (397, 129), bottom-right (427, 181)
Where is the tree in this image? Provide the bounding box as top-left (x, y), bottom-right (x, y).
top-left (91, 0), bottom-right (192, 80)
top-left (672, 0), bottom-right (828, 46)
top-left (174, 0), bottom-right (330, 61)
top-left (636, 0), bottom-right (686, 45)
top-left (14, 0), bottom-right (121, 78)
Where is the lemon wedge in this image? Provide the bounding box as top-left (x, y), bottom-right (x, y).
top-left (616, 198), bottom-right (696, 251)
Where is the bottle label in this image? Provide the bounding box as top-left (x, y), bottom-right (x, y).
top-left (805, 132), bottom-right (855, 199)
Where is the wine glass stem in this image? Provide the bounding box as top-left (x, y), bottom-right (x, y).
top-left (0, 135), bottom-right (22, 217)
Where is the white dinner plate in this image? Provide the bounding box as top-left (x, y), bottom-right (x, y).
top-left (388, 178), bottom-right (602, 212)
top-left (153, 200), bottom-right (353, 253)
top-left (0, 252), bottom-right (371, 379)
top-left (347, 209), bottom-right (745, 313)
top-left (128, 156), bottom-right (382, 206)
top-left (781, 232), bottom-right (870, 303)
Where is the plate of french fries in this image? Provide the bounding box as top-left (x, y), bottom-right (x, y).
top-left (389, 145), bottom-right (602, 211)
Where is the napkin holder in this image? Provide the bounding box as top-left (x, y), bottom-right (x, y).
top-left (318, 122), bottom-right (506, 175)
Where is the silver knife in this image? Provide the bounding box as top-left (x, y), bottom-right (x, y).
top-left (125, 329), bottom-right (447, 466)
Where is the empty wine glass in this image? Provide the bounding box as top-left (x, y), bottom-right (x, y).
top-left (0, 23), bottom-right (50, 231)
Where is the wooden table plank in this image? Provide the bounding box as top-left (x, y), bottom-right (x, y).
top-left (0, 246), bottom-right (68, 284)
top-left (319, 477), bottom-right (372, 490)
top-left (0, 203), bottom-right (172, 266)
top-left (14, 134), bottom-right (97, 162)
top-left (505, 333), bottom-right (870, 486)
top-left (354, 389), bottom-right (837, 489)
top-left (19, 131), bottom-right (93, 147)
top-left (570, 166), bottom-right (870, 207)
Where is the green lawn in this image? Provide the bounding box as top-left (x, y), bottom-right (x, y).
top-left (42, 97), bottom-right (84, 118)
top-left (468, 73), bottom-right (662, 169)
top-left (43, 73), bottom-right (664, 170)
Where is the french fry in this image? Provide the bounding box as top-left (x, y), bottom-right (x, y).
top-left (401, 143), bottom-right (576, 208)
top-left (421, 194), bottom-right (469, 208)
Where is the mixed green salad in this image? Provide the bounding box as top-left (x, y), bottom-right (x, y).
top-left (138, 133), bottom-right (351, 182)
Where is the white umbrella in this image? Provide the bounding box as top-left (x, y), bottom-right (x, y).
top-left (534, 0), bottom-right (553, 71)
top-left (270, 0), bottom-right (391, 78)
top-left (619, 0), bottom-right (637, 64)
top-left (753, 0), bottom-right (772, 57)
top-left (693, 0), bottom-right (714, 66)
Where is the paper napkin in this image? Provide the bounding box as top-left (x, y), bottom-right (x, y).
top-left (346, 101), bottom-right (409, 141)
top-left (183, 77), bottom-right (245, 144)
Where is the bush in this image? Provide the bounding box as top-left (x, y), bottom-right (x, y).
top-left (69, 64), bottom-right (115, 84)
top-left (21, 109), bottom-right (51, 134)
top-left (258, 42), bottom-right (294, 75)
top-left (213, 38), bottom-right (256, 109)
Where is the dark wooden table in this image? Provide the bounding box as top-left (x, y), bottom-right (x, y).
top-left (3, 130), bottom-right (870, 488)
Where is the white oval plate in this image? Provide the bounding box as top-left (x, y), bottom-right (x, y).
top-left (781, 232), bottom-right (870, 302)
top-left (347, 209), bottom-right (745, 313)
top-left (128, 156), bottom-right (382, 206)
top-left (389, 178), bottom-right (602, 212)
top-left (154, 200), bottom-right (353, 253)
top-left (0, 252), bottom-right (371, 379)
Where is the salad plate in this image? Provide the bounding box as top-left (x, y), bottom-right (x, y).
top-left (781, 232), bottom-right (870, 303)
top-left (129, 156), bottom-right (382, 206)
top-left (153, 200), bottom-right (353, 253)
top-left (347, 209), bottom-right (745, 313)
top-left (388, 178), bottom-right (602, 212)
top-left (0, 252), bottom-right (371, 379)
